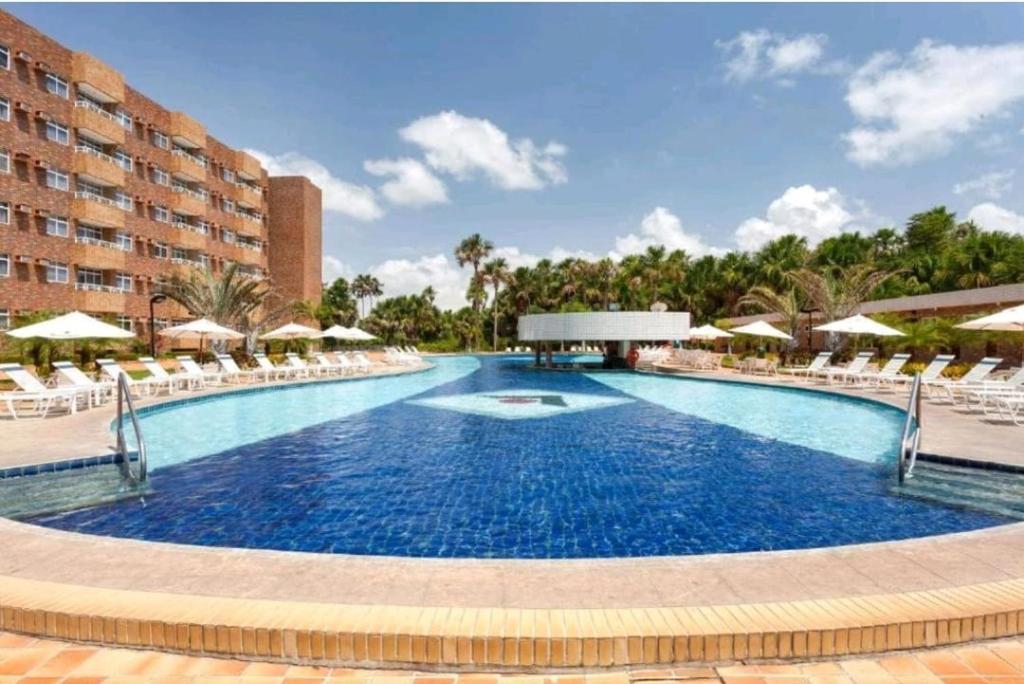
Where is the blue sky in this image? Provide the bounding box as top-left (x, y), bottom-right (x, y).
top-left (12, 3), bottom-right (1024, 308)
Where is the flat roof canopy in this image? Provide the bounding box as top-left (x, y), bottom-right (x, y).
top-left (518, 311), bottom-right (691, 341)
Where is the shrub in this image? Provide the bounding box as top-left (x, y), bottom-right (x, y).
top-left (417, 338), bottom-right (465, 353)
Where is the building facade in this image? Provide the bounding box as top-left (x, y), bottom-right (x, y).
top-left (0, 10), bottom-right (322, 335)
top-left (268, 176), bottom-right (322, 308)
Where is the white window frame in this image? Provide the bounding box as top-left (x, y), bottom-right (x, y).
top-left (0, 149), bottom-right (8, 174)
top-left (76, 267), bottom-right (102, 287)
top-left (46, 121), bottom-right (70, 145)
top-left (0, 97), bottom-right (9, 122)
top-left (45, 73), bottom-right (69, 99)
top-left (115, 191), bottom-right (133, 211)
top-left (0, 309), bottom-right (9, 332)
top-left (114, 231), bottom-right (132, 251)
top-left (0, 253), bottom-right (8, 278)
top-left (0, 201), bottom-right (9, 224)
top-left (113, 150), bottom-right (132, 172)
top-left (221, 168), bottom-right (235, 183)
top-left (46, 261), bottom-right (69, 284)
top-left (114, 272), bottom-right (133, 292)
top-left (46, 168), bottom-right (69, 191)
top-left (222, 198), bottom-right (234, 213)
top-left (116, 314), bottom-right (133, 331)
top-left (46, 216), bottom-right (69, 237)
top-left (152, 130), bottom-right (169, 149)
top-left (172, 247), bottom-right (187, 260)
top-left (115, 110), bottom-right (133, 132)
top-left (151, 167), bottom-right (170, 186)
top-left (0, 45), bottom-right (9, 71)
top-left (152, 206), bottom-right (170, 223)
top-left (152, 241), bottom-right (169, 259)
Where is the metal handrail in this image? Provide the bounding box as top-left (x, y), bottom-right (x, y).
top-left (897, 372), bottom-right (923, 485)
top-left (115, 372), bottom-right (147, 484)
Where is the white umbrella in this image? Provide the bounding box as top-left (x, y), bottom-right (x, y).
top-left (814, 314), bottom-right (905, 337)
top-left (957, 304), bottom-right (1024, 364)
top-left (688, 324), bottom-right (734, 340)
top-left (317, 324), bottom-right (357, 340)
top-left (346, 326), bottom-right (377, 341)
top-left (5, 311), bottom-right (134, 340)
top-left (259, 322), bottom-right (321, 340)
top-left (731, 320), bottom-right (793, 340)
top-left (159, 318), bottom-right (244, 359)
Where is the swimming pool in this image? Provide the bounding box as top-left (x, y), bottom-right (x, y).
top-left (29, 355), bottom-right (1006, 558)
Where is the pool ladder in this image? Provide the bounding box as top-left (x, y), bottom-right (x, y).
top-left (115, 371), bottom-right (148, 485)
top-left (897, 373), bottom-right (922, 485)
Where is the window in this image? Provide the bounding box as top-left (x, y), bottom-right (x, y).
top-left (0, 45), bottom-right (9, 71)
top-left (115, 110), bottom-right (132, 131)
top-left (0, 149), bottom-right (8, 174)
top-left (152, 205), bottom-right (170, 223)
top-left (151, 130), bottom-right (169, 149)
top-left (115, 231), bottom-right (132, 251)
top-left (114, 191), bottom-right (133, 211)
top-left (46, 216), bottom-right (69, 237)
top-left (46, 168), bottom-right (69, 191)
top-left (113, 150), bottom-right (132, 172)
top-left (116, 314), bottom-right (133, 331)
top-left (0, 202), bottom-right (8, 224)
top-left (46, 261), bottom-right (69, 283)
top-left (0, 97), bottom-right (8, 122)
top-left (76, 267), bottom-right (102, 287)
top-left (221, 167), bottom-right (235, 183)
top-left (150, 167), bottom-right (170, 186)
top-left (77, 137), bottom-right (102, 154)
top-left (46, 121), bottom-right (69, 145)
top-left (114, 272), bottom-right (132, 292)
top-left (151, 241), bottom-right (168, 259)
top-left (0, 253), bottom-right (8, 277)
top-left (77, 179), bottom-right (102, 196)
top-left (76, 224), bottom-right (101, 241)
top-left (172, 212), bottom-right (188, 226)
top-left (172, 247), bottom-right (187, 261)
top-left (197, 253), bottom-right (210, 269)
top-left (0, 309), bottom-right (8, 331)
top-left (221, 198), bottom-right (234, 213)
top-left (45, 73), bottom-right (69, 99)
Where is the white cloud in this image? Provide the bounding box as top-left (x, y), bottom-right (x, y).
top-left (953, 170), bottom-right (1015, 200)
top-left (363, 157), bottom-right (449, 207)
top-left (369, 254), bottom-right (469, 311)
top-left (716, 30), bottom-right (832, 83)
top-left (844, 41), bottom-right (1024, 166)
top-left (734, 185), bottom-right (862, 251)
top-left (966, 202), bottom-right (1024, 234)
top-left (611, 207), bottom-right (725, 260)
top-left (245, 149), bottom-right (383, 221)
top-left (491, 245), bottom-right (601, 270)
top-left (322, 255), bottom-right (354, 282)
top-left (399, 111), bottom-right (568, 190)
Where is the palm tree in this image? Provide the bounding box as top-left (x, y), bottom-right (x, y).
top-left (454, 234), bottom-right (494, 312)
top-left (482, 257), bottom-right (510, 351)
top-left (738, 286), bottom-right (804, 350)
top-left (788, 264), bottom-right (898, 351)
top-left (351, 274), bottom-right (372, 318)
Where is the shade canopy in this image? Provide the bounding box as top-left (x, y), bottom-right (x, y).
top-left (5, 311), bottom-right (135, 340)
top-left (730, 320), bottom-right (793, 340)
top-left (814, 314), bottom-right (905, 337)
top-left (318, 325), bottom-right (377, 341)
top-left (345, 326), bottom-right (377, 341)
top-left (688, 324), bottom-right (734, 340)
top-left (259, 322), bottom-right (321, 340)
top-left (158, 318), bottom-right (245, 340)
top-left (956, 304), bottom-right (1024, 332)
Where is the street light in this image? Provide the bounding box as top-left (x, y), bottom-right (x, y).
top-left (149, 293), bottom-right (167, 357)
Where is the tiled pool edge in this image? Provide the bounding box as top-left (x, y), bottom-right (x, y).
top-left (1, 573), bottom-right (1024, 670)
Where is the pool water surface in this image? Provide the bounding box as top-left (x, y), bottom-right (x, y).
top-left (29, 355), bottom-right (1006, 558)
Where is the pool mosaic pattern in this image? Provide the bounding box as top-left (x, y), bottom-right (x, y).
top-left (29, 356), bottom-right (1005, 558)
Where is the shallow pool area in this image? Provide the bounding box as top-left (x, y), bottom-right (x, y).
top-left (29, 355), bottom-right (1006, 558)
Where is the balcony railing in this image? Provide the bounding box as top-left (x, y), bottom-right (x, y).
top-left (74, 145), bottom-right (118, 166)
top-left (74, 191), bottom-right (117, 207)
top-left (172, 185), bottom-right (209, 202)
top-left (75, 99), bottom-right (117, 122)
top-left (75, 282), bottom-right (129, 294)
top-left (75, 234), bottom-right (130, 251)
top-left (236, 211), bottom-right (263, 223)
top-left (237, 241), bottom-right (262, 252)
top-left (172, 221), bottom-right (209, 235)
top-left (172, 148), bottom-right (207, 168)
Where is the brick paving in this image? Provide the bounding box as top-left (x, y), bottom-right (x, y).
top-left (3, 632), bottom-right (1024, 684)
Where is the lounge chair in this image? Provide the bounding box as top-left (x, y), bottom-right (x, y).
top-left (385, 347), bottom-right (418, 366)
top-left (780, 352), bottom-right (833, 380)
top-left (853, 353), bottom-right (911, 388)
top-left (139, 356), bottom-right (203, 391)
top-left (879, 354), bottom-right (954, 391)
top-left (313, 352), bottom-right (347, 376)
top-left (925, 357), bottom-right (1002, 401)
top-left (951, 365), bottom-right (1024, 408)
top-left (816, 351), bottom-right (874, 385)
top-left (52, 361), bottom-right (115, 407)
top-left (352, 351), bottom-right (380, 372)
top-left (97, 358), bottom-right (172, 396)
top-left (0, 363), bottom-right (86, 419)
top-left (984, 393), bottom-right (1024, 426)
top-left (253, 352), bottom-right (295, 381)
top-left (177, 356), bottom-right (225, 385)
top-left (214, 353), bottom-right (263, 383)
top-left (285, 352), bottom-right (321, 378)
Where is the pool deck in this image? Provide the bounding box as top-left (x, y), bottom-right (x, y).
top-left (1, 359), bottom-right (1024, 670)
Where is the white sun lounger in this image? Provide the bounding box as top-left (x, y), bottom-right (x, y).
top-left (0, 363), bottom-right (86, 419)
top-left (285, 352), bottom-right (323, 378)
top-left (139, 356), bottom-right (203, 391)
top-left (818, 351), bottom-right (874, 385)
top-left (853, 353), bottom-right (911, 388)
top-left (313, 352), bottom-right (347, 376)
top-left (879, 354), bottom-right (954, 391)
top-left (926, 357), bottom-right (1002, 401)
top-left (97, 358), bottom-right (172, 396)
top-left (215, 353), bottom-right (263, 383)
top-left (177, 356), bottom-right (225, 385)
top-left (780, 352), bottom-right (833, 380)
top-left (984, 392), bottom-right (1024, 426)
top-left (52, 361), bottom-right (115, 407)
top-left (253, 352), bottom-right (296, 380)
top-left (953, 366), bottom-right (1024, 408)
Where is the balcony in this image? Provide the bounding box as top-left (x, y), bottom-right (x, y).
top-left (73, 146), bottom-right (125, 187)
top-left (235, 182), bottom-right (263, 209)
top-left (168, 112), bottom-right (205, 149)
top-left (235, 150), bottom-right (263, 181)
top-left (169, 149), bottom-right (206, 182)
top-left (72, 192), bottom-right (125, 228)
top-left (170, 185), bottom-right (207, 216)
top-left (169, 257), bottom-right (209, 277)
top-left (73, 283), bottom-right (128, 313)
top-left (72, 235), bottom-right (129, 270)
top-left (72, 100), bottom-right (125, 145)
top-left (236, 246), bottom-right (264, 266)
top-left (71, 52), bottom-right (124, 104)
top-left (173, 222), bottom-right (210, 250)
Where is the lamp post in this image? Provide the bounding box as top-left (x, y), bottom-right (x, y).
top-left (801, 307), bottom-right (819, 352)
top-left (149, 293), bottom-right (167, 357)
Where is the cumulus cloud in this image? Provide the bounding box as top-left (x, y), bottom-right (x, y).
top-left (966, 203), bottom-right (1024, 234)
top-left (363, 157), bottom-right (449, 207)
top-left (368, 254), bottom-right (470, 311)
top-left (734, 185), bottom-right (862, 251)
top-left (322, 255), bottom-right (354, 282)
top-left (843, 41), bottom-right (1024, 166)
top-left (611, 207), bottom-right (725, 260)
top-left (716, 29), bottom-right (833, 83)
top-left (953, 170), bottom-right (1015, 200)
top-left (245, 149), bottom-right (383, 221)
top-left (399, 111), bottom-right (568, 190)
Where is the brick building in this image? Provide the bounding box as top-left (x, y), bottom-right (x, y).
top-left (0, 10), bottom-right (322, 335)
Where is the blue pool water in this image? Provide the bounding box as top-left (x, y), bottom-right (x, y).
top-left (30, 356), bottom-right (1005, 558)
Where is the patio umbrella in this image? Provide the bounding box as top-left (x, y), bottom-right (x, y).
top-left (259, 322), bottom-right (321, 340)
top-left (956, 304), bottom-right (1024, 364)
top-left (158, 318), bottom-right (244, 360)
top-left (730, 320), bottom-right (793, 340)
top-left (5, 310), bottom-right (135, 365)
top-left (317, 324), bottom-right (357, 340)
top-left (345, 326), bottom-right (377, 341)
top-left (814, 314), bottom-right (905, 337)
top-left (688, 324), bottom-right (734, 340)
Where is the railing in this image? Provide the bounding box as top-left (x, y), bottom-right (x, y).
top-left (74, 99), bottom-right (117, 122)
top-left (75, 234), bottom-right (130, 251)
top-left (897, 373), bottom-right (923, 485)
top-left (172, 221), bottom-right (209, 235)
top-left (172, 185), bottom-right (208, 202)
top-left (74, 144), bottom-right (118, 166)
top-left (74, 190), bottom-right (117, 207)
top-left (74, 282), bottom-right (129, 294)
top-left (115, 372), bottom-right (147, 485)
top-left (172, 148), bottom-right (207, 168)
top-left (235, 211), bottom-right (263, 223)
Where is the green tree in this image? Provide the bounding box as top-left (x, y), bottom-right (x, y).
top-left (454, 234), bottom-right (494, 313)
top-left (482, 257), bottom-right (510, 351)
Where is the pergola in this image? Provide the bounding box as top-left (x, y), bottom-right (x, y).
top-left (518, 311), bottom-right (691, 366)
